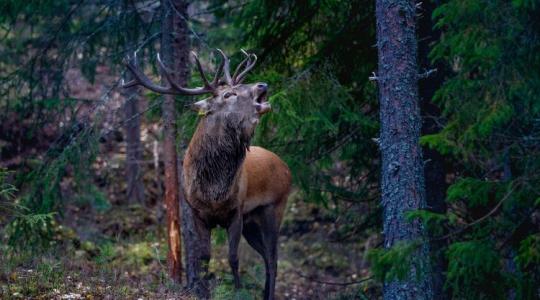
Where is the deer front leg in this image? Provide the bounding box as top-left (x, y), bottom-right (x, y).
top-left (227, 209), bottom-right (243, 289)
top-left (192, 212), bottom-right (212, 299)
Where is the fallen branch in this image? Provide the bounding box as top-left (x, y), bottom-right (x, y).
top-left (295, 270), bottom-right (372, 286)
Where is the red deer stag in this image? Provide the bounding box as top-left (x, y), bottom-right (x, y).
top-left (123, 49), bottom-right (291, 300)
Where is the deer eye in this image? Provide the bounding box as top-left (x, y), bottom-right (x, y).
top-left (223, 92), bottom-right (235, 99)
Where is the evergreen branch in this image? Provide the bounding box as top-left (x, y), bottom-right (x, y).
top-left (307, 126), bottom-right (362, 163)
top-left (497, 200), bottom-right (540, 251)
top-left (433, 182), bottom-right (519, 241)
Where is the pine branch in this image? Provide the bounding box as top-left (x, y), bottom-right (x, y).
top-left (433, 182), bottom-right (520, 241)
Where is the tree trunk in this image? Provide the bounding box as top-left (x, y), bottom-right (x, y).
top-left (417, 1), bottom-right (448, 299)
top-left (160, 0), bottom-right (190, 283)
top-left (178, 156), bottom-right (207, 296)
top-left (123, 76), bottom-right (145, 205)
top-left (122, 1), bottom-right (145, 205)
top-left (375, 1), bottom-right (433, 299)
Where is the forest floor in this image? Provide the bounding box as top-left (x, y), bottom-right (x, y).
top-left (0, 194), bottom-right (379, 299)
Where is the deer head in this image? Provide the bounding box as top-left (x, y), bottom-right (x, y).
top-left (122, 49), bottom-right (270, 136)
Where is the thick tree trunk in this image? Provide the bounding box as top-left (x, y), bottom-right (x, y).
top-left (160, 0), bottom-right (190, 283)
top-left (123, 77), bottom-right (145, 205)
top-left (178, 156), bottom-right (208, 297)
top-left (417, 1), bottom-right (448, 299)
top-left (375, 1), bottom-right (433, 299)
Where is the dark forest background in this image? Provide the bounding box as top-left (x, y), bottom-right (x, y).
top-left (1, 0), bottom-right (540, 299)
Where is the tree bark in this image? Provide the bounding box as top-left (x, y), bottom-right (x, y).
top-left (160, 2), bottom-right (207, 294)
top-left (123, 76), bottom-right (145, 205)
top-left (178, 156), bottom-right (207, 296)
top-left (417, 1), bottom-right (448, 299)
top-left (375, 1), bottom-right (433, 299)
top-left (160, 0), bottom-right (190, 283)
top-left (122, 2), bottom-right (145, 205)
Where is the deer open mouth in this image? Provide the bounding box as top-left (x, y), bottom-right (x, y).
top-left (256, 90), bottom-right (268, 103)
top-left (256, 93), bottom-right (271, 114)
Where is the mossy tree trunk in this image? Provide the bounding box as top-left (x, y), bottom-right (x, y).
top-left (375, 0), bottom-right (434, 299)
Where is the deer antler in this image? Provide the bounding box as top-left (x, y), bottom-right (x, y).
top-left (233, 51), bottom-right (257, 85)
top-left (122, 49), bottom-right (257, 93)
top-left (122, 50), bottom-right (225, 96)
top-left (232, 49), bottom-right (250, 83)
top-left (217, 49), bottom-right (233, 86)
top-left (213, 48), bottom-right (258, 86)
top-left (217, 49), bottom-right (257, 86)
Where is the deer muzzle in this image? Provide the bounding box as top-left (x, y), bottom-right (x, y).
top-left (256, 102), bottom-right (271, 115)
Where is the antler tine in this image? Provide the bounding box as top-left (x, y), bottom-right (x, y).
top-left (122, 53), bottom-right (140, 88)
top-left (123, 53), bottom-right (179, 94)
top-left (216, 49), bottom-right (233, 86)
top-left (232, 49), bottom-right (250, 84)
top-left (122, 51), bottom-right (216, 96)
top-left (235, 53), bottom-right (258, 84)
top-left (191, 51), bottom-right (212, 88)
top-left (155, 53), bottom-right (176, 84)
top-left (156, 53), bottom-right (215, 95)
top-left (210, 50), bottom-right (225, 87)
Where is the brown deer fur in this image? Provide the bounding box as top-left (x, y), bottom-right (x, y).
top-left (183, 103), bottom-right (291, 300)
top-left (123, 49), bottom-right (291, 300)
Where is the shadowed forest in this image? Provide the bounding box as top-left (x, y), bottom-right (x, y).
top-left (1, 1), bottom-right (540, 299)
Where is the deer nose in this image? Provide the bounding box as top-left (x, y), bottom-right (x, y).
top-left (256, 83), bottom-right (268, 92)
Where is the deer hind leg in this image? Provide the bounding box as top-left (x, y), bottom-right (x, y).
top-left (261, 205), bottom-right (278, 300)
top-left (227, 209), bottom-right (243, 289)
top-left (242, 205), bottom-right (279, 300)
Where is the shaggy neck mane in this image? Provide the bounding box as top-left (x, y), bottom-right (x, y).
top-left (186, 113), bottom-right (252, 202)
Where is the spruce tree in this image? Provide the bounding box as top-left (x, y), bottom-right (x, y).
top-left (374, 0), bottom-right (433, 298)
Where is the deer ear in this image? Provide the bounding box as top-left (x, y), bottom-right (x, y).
top-left (192, 99), bottom-right (211, 115)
